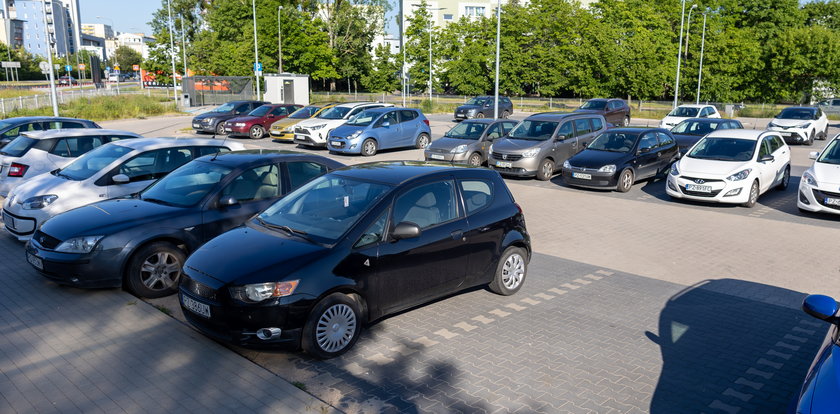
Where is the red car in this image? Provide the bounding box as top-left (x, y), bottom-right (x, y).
top-left (223, 104), bottom-right (302, 139)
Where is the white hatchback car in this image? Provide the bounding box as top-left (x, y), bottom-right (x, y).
top-left (660, 104), bottom-right (721, 129)
top-left (293, 102), bottom-right (393, 147)
top-left (798, 134), bottom-right (840, 214)
top-left (767, 106), bottom-right (828, 146)
top-left (666, 129), bottom-right (790, 207)
top-left (0, 129), bottom-right (142, 197)
top-left (2, 138), bottom-right (244, 240)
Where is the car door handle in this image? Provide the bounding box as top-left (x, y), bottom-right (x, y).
top-left (451, 230), bottom-right (465, 241)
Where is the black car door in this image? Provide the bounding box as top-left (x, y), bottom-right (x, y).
top-left (634, 132), bottom-right (661, 179)
top-left (457, 177), bottom-right (505, 286)
top-left (374, 179), bottom-right (469, 314)
top-left (656, 132), bottom-right (679, 171)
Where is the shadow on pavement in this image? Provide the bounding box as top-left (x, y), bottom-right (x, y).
top-left (647, 279), bottom-right (826, 413)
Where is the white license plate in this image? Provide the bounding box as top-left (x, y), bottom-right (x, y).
top-left (825, 197), bottom-right (840, 206)
top-left (686, 184), bottom-right (712, 193)
top-left (496, 161), bottom-right (513, 168)
top-left (182, 295), bottom-right (211, 318)
top-left (572, 172), bottom-right (592, 180)
top-left (27, 253), bottom-right (43, 270)
top-left (3, 212), bottom-right (14, 230)
top-left (294, 134), bottom-right (304, 141)
top-left (430, 154), bottom-right (445, 160)
top-left (225, 128), bottom-right (232, 132)
top-left (193, 123), bottom-right (201, 129)
top-left (780, 132), bottom-right (791, 137)
top-left (330, 140), bottom-right (343, 147)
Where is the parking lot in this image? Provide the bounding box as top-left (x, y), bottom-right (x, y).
top-left (2, 111), bottom-right (839, 413)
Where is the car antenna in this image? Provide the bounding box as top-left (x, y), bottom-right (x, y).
top-left (211, 131), bottom-right (229, 161)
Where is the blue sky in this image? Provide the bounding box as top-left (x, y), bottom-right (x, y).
top-left (78, 0), bottom-right (157, 34)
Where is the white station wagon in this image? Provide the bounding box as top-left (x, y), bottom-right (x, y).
top-left (799, 134), bottom-right (840, 214)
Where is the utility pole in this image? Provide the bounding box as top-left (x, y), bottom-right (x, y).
top-left (41, 0), bottom-right (59, 116)
top-left (167, 0), bottom-right (179, 106)
top-left (179, 14), bottom-right (187, 78)
top-left (251, 0), bottom-right (261, 100)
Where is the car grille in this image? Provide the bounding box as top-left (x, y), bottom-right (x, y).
top-left (681, 176), bottom-right (724, 184)
top-left (295, 127), bottom-right (310, 135)
top-left (491, 152), bottom-right (523, 161)
top-left (680, 186), bottom-right (722, 197)
top-left (31, 230), bottom-right (61, 249)
top-left (427, 147), bottom-right (449, 154)
top-left (812, 189), bottom-right (840, 210)
top-left (181, 274), bottom-right (217, 300)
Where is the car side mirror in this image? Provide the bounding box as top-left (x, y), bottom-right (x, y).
top-left (809, 151), bottom-right (820, 160)
top-left (380, 121), bottom-right (391, 128)
top-left (803, 294), bottom-right (839, 323)
top-left (219, 196), bottom-right (239, 207)
top-left (112, 174), bottom-right (130, 184)
top-left (392, 221), bottom-right (421, 240)
top-left (759, 154), bottom-right (774, 162)
top-left (675, 152), bottom-right (682, 159)
top-left (555, 134), bottom-right (567, 141)
top-left (639, 147), bottom-right (652, 154)
top-left (267, 114), bottom-right (275, 118)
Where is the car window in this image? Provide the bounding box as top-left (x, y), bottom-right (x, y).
top-left (400, 110), bottom-right (418, 123)
top-left (235, 104), bottom-right (250, 114)
top-left (119, 147), bottom-right (193, 183)
top-left (486, 123), bottom-right (504, 139)
top-left (376, 111), bottom-right (399, 127)
top-left (222, 164), bottom-right (281, 202)
top-left (574, 119), bottom-right (592, 135)
top-left (287, 161), bottom-right (329, 190)
top-left (639, 133), bottom-right (658, 151)
top-left (502, 122), bottom-right (517, 134)
top-left (657, 132), bottom-right (674, 146)
top-left (758, 139), bottom-right (771, 158)
top-left (393, 180), bottom-right (458, 230)
top-left (347, 107), bottom-right (365, 118)
top-left (140, 162), bottom-right (233, 207)
top-left (771, 136), bottom-right (785, 152)
top-left (833, 99), bottom-right (840, 106)
top-left (460, 180), bottom-right (493, 214)
top-left (61, 121), bottom-right (85, 129)
top-left (591, 117), bottom-right (604, 131)
top-left (196, 146), bottom-right (230, 157)
top-left (49, 136), bottom-right (104, 157)
top-left (557, 122), bottom-right (574, 138)
top-left (354, 211), bottom-right (387, 249)
top-left (2, 122), bottom-right (42, 138)
top-left (502, 97), bottom-right (511, 104)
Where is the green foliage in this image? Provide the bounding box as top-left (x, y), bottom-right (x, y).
top-left (5, 94), bottom-right (179, 121)
top-left (110, 46), bottom-right (143, 70)
top-left (361, 43), bottom-right (400, 92)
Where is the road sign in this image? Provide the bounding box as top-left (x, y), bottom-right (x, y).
top-left (1, 61), bottom-right (20, 68)
top-left (253, 62), bottom-right (262, 71)
top-left (78, 63), bottom-right (86, 70)
top-left (54, 64), bottom-right (60, 70)
top-left (106, 66), bottom-right (111, 71)
top-left (38, 62), bottom-right (50, 72)
top-left (132, 64), bottom-right (139, 71)
top-left (114, 65), bottom-right (120, 71)
top-left (64, 65), bottom-right (71, 72)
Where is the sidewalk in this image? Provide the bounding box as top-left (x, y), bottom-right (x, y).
top-left (0, 231), bottom-right (337, 414)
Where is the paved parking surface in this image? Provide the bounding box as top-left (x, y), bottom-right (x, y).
top-left (1, 113), bottom-right (838, 413)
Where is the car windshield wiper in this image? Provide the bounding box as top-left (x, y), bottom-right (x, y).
top-left (256, 217), bottom-right (315, 243)
top-left (141, 197), bottom-right (177, 206)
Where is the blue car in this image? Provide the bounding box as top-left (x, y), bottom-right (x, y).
top-left (327, 107), bottom-right (432, 156)
top-left (794, 294), bottom-right (840, 413)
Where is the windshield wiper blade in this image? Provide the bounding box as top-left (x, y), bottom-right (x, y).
top-left (142, 197), bottom-right (176, 206)
top-left (256, 217), bottom-right (314, 243)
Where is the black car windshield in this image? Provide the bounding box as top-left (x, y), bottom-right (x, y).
top-left (588, 132), bottom-right (640, 152)
top-left (671, 120), bottom-right (726, 136)
top-left (58, 143), bottom-right (134, 180)
top-left (817, 139), bottom-right (840, 165)
top-left (777, 108), bottom-right (816, 120)
top-left (0, 137), bottom-right (37, 157)
top-left (140, 161), bottom-right (233, 207)
top-left (346, 110), bottom-right (381, 126)
top-left (465, 97), bottom-right (488, 106)
top-left (687, 137), bottom-right (756, 162)
top-left (289, 106), bottom-right (318, 119)
top-left (318, 106), bottom-right (351, 120)
top-left (248, 106), bottom-right (271, 117)
top-left (668, 107), bottom-right (700, 117)
top-left (212, 103), bottom-right (236, 113)
top-left (257, 175), bottom-right (391, 244)
top-left (445, 122), bottom-right (488, 140)
top-left (508, 120), bottom-right (558, 141)
top-left (580, 100), bottom-right (607, 110)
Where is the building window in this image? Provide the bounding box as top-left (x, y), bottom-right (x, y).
top-left (464, 6), bottom-right (485, 17)
top-left (443, 13), bottom-right (453, 20)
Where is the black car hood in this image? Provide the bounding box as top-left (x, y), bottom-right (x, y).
top-left (672, 133), bottom-right (702, 150)
top-left (39, 198), bottom-right (184, 241)
top-left (568, 149), bottom-right (631, 169)
top-left (183, 225), bottom-right (328, 286)
top-left (456, 104), bottom-right (483, 111)
top-left (193, 111), bottom-right (234, 121)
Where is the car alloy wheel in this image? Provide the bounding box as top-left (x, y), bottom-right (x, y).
top-left (502, 111), bottom-right (510, 119)
top-left (743, 180), bottom-right (759, 208)
top-left (475, 112), bottom-right (485, 118)
top-left (617, 169), bottom-right (634, 192)
top-left (489, 247), bottom-right (527, 295)
top-left (468, 153), bottom-right (482, 166)
top-left (622, 116), bottom-right (630, 127)
top-left (215, 123), bottom-right (225, 135)
top-left (778, 166), bottom-right (790, 191)
top-left (415, 133), bottom-right (430, 149)
top-left (361, 139), bottom-right (378, 156)
top-left (302, 293), bottom-right (363, 359)
top-left (127, 242), bottom-right (185, 298)
top-left (536, 159), bottom-right (554, 181)
top-left (250, 125), bottom-right (265, 139)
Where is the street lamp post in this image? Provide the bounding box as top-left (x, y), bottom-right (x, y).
top-left (696, 12), bottom-right (707, 104)
top-left (673, 0), bottom-right (691, 108)
top-left (42, 0), bottom-right (59, 116)
top-left (277, 5), bottom-right (283, 73)
top-left (166, 0), bottom-right (179, 105)
top-left (400, 1), bottom-right (405, 106)
top-left (251, 0), bottom-right (261, 101)
top-left (685, 4), bottom-right (697, 58)
top-left (179, 15), bottom-right (187, 79)
top-left (493, 0), bottom-right (501, 119)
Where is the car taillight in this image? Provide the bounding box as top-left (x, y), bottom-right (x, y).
top-left (514, 202), bottom-right (523, 214)
top-left (423, 119), bottom-right (430, 126)
top-left (8, 163), bottom-right (28, 177)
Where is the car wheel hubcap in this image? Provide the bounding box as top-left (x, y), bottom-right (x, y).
top-left (364, 142), bottom-right (375, 154)
top-left (543, 162), bottom-right (551, 176)
top-left (623, 172), bottom-right (632, 189)
top-left (502, 253), bottom-right (525, 289)
top-left (470, 155), bottom-right (480, 166)
top-left (315, 304), bottom-right (356, 353)
top-left (420, 136), bottom-right (429, 147)
top-left (751, 184), bottom-right (758, 203)
top-left (140, 252), bottom-right (181, 290)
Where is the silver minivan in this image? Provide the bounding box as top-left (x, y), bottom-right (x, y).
top-left (489, 112), bottom-right (608, 180)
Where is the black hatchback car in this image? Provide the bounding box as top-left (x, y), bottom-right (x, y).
top-left (25, 150), bottom-right (343, 298)
top-left (192, 100), bottom-right (270, 135)
top-left (574, 98), bottom-right (631, 127)
top-left (561, 127), bottom-right (679, 192)
top-left (179, 162), bottom-right (530, 358)
top-left (454, 96), bottom-right (514, 120)
top-left (670, 118), bottom-right (744, 154)
top-left (0, 116), bottom-right (100, 148)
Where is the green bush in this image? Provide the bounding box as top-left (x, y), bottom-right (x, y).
top-left (5, 94), bottom-right (180, 121)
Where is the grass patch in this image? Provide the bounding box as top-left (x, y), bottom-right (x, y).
top-left (291, 381), bottom-right (307, 391)
top-left (5, 94), bottom-right (180, 121)
top-left (0, 88), bottom-right (40, 98)
top-left (737, 107), bottom-right (781, 118)
top-left (153, 304), bottom-right (173, 316)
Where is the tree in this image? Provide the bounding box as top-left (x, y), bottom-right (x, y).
top-left (361, 43), bottom-right (400, 93)
top-left (110, 46), bottom-right (143, 71)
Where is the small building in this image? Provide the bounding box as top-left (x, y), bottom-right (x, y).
top-left (263, 73), bottom-right (310, 106)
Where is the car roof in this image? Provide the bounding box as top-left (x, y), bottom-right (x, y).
top-left (1, 116), bottom-right (92, 123)
top-left (194, 149), bottom-right (344, 169)
top-left (20, 129), bottom-right (142, 139)
top-left (605, 127), bottom-right (670, 134)
top-left (525, 112), bottom-right (596, 121)
top-left (459, 119), bottom-right (500, 125)
top-left (362, 106), bottom-right (420, 114)
top-left (677, 104), bottom-right (711, 108)
top-left (781, 106), bottom-right (817, 111)
top-left (333, 101), bottom-right (389, 109)
top-left (108, 137), bottom-right (241, 150)
top-left (675, 117), bottom-right (737, 123)
top-left (705, 129), bottom-right (767, 140)
top-left (227, 100), bottom-right (270, 105)
top-left (332, 161), bottom-right (491, 186)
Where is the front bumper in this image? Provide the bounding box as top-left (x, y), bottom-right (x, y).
top-left (797, 182), bottom-right (840, 215)
top-left (25, 237), bottom-right (123, 288)
top-left (293, 128), bottom-right (327, 147)
top-left (3, 207), bottom-right (49, 240)
top-left (560, 168), bottom-right (620, 189)
top-left (270, 129), bottom-right (294, 141)
top-left (768, 127), bottom-right (808, 144)
top-left (488, 154), bottom-right (539, 177)
top-left (454, 112), bottom-right (476, 120)
top-left (192, 120), bottom-right (217, 133)
top-left (666, 174), bottom-right (750, 204)
top-left (424, 150), bottom-right (470, 164)
top-left (224, 123), bottom-right (250, 136)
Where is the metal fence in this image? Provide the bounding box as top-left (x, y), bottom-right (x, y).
top-left (181, 76), bottom-right (254, 106)
top-left (0, 87), bottom-right (166, 117)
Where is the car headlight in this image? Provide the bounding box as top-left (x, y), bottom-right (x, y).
top-left (347, 130), bottom-right (362, 140)
top-left (55, 235), bottom-right (103, 253)
top-left (522, 148), bottom-right (540, 158)
top-left (670, 163), bottom-right (680, 176)
top-left (598, 164), bottom-right (616, 173)
top-left (451, 144), bottom-right (468, 154)
top-left (798, 122), bottom-right (812, 129)
top-left (203, 118), bottom-right (215, 124)
top-left (230, 280), bottom-right (300, 303)
top-left (488, 144), bottom-right (494, 156)
top-left (767, 122), bottom-right (777, 128)
top-left (234, 122), bottom-right (246, 127)
top-left (467, 108), bottom-right (477, 114)
top-left (22, 194), bottom-right (58, 210)
top-left (310, 124), bottom-right (327, 130)
top-left (727, 168), bottom-right (752, 181)
top-left (803, 171), bottom-right (817, 186)
top-left (563, 160), bottom-right (571, 169)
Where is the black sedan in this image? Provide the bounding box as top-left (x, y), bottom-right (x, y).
top-left (561, 127), bottom-right (679, 192)
top-left (25, 150), bottom-right (343, 298)
top-left (670, 118), bottom-right (743, 154)
top-left (179, 162), bottom-right (531, 358)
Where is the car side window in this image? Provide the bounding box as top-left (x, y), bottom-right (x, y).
top-left (486, 124), bottom-right (504, 140)
top-left (376, 111), bottom-right (399, 127)
top-left (574, 119), bottom-right (592, 136)
top-left (460, 179), bottom-right (493, 214)
top-left (657, 132), bottom-right (674, 146)
top-left (235, 104), bottom-right (250, 114)
top-left (196, 146), bottom-right (230, 157)
top-left (270, 107), bottom-right (288, 116)
top-left (222, 164), bottom-right (282, 202)
top-left (49, 136), bottom-right (104, 157)
top-left (639, 133), bottom-right (658, 151)
top-left (772, 136), bottom-right (785, 151)
top-left (400, 110), bottom-right (417, 123)
top-left (768, 136), bottom-right (784, 153)
top-left (591, 117), bottom-right (604, 131)
top-left (502, 122), bottom-right (517, 134)
top-left (557, 122), bottom-right (574, 139)
top-left (60, 121), bottom-right (85, 129)
top-left (392, 180), bottom-right (458, 230)
top-left (757, 139), bottom-right (771, 158)
top-left (833, 99), bottom-right (840, 106)
top-left (354, 211), bottom-right (387, 249)
top-left (287, 161), bottom-right (329, 190)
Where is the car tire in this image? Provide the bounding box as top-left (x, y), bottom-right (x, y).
top-left (361, 138), bottom-right (378, 156)
top-left (301, 293), bottom-right (363, 359)
top-left (536, 159), bottom-right (554, 181)
top-left (743, 180), bottom-right (759, 208)
top-left (489, 246), bottom-right (528, 296)
top-left (822, 127), bottom-right (829, 140)
top-left (777, 165), bottom-right (790, 191)
top-left (622, 116), bottom-right (630, 127)
top-left (467, 153), bottom-right (482, 166)
top-left (807, 130), bottom-right (815, 146)
top-left (125, 241), bottom-right (186, 298)
top-left (617, 168), bottom-right (634, 192)
top-left (502, 111), bottom-right (510, 119)
top-left (415, 133), bottom-right (431, 149)
top-left (215, 122), bottom-right (225, 136)
top-left (249, 125), bottom-right (265, 139)
top-left (475, 112), bottom-right (485, 119)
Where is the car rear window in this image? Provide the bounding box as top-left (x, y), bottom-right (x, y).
top-left (0, 137), bottom-right (37, 157)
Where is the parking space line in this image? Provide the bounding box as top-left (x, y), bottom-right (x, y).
top-left (775, 342), bottom-right (801, 352)
top-left (792, 327), bottom-right (816, 335)
top-left (708, 399), bottom-right (741, 414)
top-left (734, 377), bottom-right (764, 391)
top-left (534, 293), bottom-right (555, 300)
top-left (412, 336), bottom-right (440, 347)
top-left (583, 274), bottom-right (603, 281)
top-left (756, 358), bottom-right (783, 370)
top-left (472, 315), bottom-right (495, 324)
top-left (433, 329), bottom-right (459, 340)
top-left (572, 278), bottom-right (592, 285)
top-left (548, 288), bottom-right (567, 295)
top-left (783, 334), bottom-right (808, 344)
top-left (521, 297), bottom-right (541, 305)
top-left (766, 349), bottom-right (792, 360)
top-left (745, 367), bottom-right (774, 380)
top-left (489, 309), bottom-right (511, 318)
top-left (723, 388), bottom-right (753, 402)
top-left (596, 270), bottom-right (614, 276)
top-left (453, 322), bottom-right (478, 332)
top-left (365, 353), bottom-right (394, 365)
top-left (560, 283), bottom-right (581, 290)
top-left (504, 303), bottom-right (527, 311)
